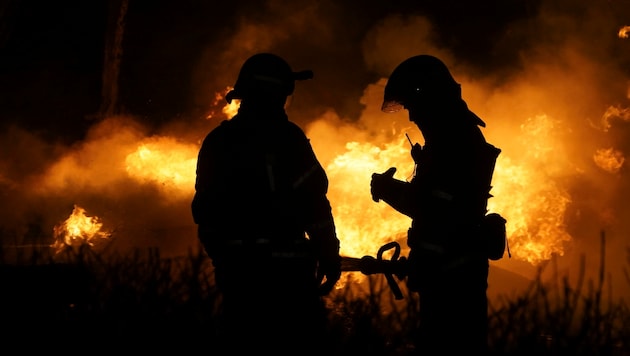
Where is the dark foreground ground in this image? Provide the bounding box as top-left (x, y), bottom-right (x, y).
top-left (0, 245), bottom-right (628, 355)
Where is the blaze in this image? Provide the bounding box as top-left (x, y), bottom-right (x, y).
top-left (207, 86), bottom-right (239, 120)
top-left (223, 98), bottom-right (240, 118)
top-left (326, 138), bottom-right (413, 259)
top-left (619, 25), bottom-right (630, 39)
top-left (309, 113), bottom-right (573, 265)
top-left (47, 92), bottom-right (613, 268)
top-left (593, 148), bottom-right (625, 174)
top-left (52, 205), bottom-right (112, 252)
top-left (124, 136), bottom-right (198, 199)
top-left (204, 97), bottom-right (578, 266)
top-left (487, 115), bottom-right (573, 264)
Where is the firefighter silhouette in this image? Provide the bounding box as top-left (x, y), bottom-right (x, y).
top-left (371, 55), bottom-right (502, 355)
top-left (192, 53), bottom-right (341, 354)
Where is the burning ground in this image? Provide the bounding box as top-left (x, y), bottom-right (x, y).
top-left (1, 0), bottom-right (630, 303)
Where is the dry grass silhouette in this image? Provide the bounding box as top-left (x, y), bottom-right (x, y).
top-left (0, 234), bottom-right (628, 355)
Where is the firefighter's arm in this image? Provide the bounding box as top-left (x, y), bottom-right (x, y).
top-left (313, 236), bottom-right (341, 296)
top-left (370, 167), bottom-right (416, 217)
top-left (295, 160), bottom-right (341, 296)
top-left (305, 203), bottom-right (341, 296)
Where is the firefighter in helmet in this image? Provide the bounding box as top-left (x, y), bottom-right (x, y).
top-left (371, 55), bottom-right (501, 354)
top-left (192, 53), bottom-right (341, 354)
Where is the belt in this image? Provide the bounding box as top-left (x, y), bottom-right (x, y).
top-left (415, 240), bottom-right (445, 254)
top-left (224, 238), bottom-right (272, 246)
top-left (222, 238), bottom-right (312, 258)
top-left (271, 251), bottom-right (312, 259)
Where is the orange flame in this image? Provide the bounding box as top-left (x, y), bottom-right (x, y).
top-left (207, 86), bottom-right (239, 120)
top-left (213, 96), bottom-right (573, 265)
top-left (593, 148), bottom-right (625, 174)
top-left (223, 98), bottom-right (239, 119)
top-left (320, 114), bottom-right (574, 265)
top-left (601, 105), bottom-right (630, 132)
top-left (71, 90), bottom-right (594, 266)
top-left (52, 205), bottom-right (112, 251)
top-left (487, 115), bottom-right (573, 264)
top-left (326, 138), bottom-right (414, 258)
top-left (124, 136), bottom-right (198, 199)
top-left (619, 25), bottom-right (630, 39)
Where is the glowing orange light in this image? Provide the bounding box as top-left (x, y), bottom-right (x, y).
top-left (314, 114), bottom-right (573, 266)
top-left (601, 105), bottom-right (630, 131)
top-left (326, 137), bottom-right (413, 259)
top-left (125, 137), bottom-right (198, 199)
top-left (52, 205), bottom-right (112, 252)
top-left (593, 148), bottom-right (625, 174)
top-left (619, 25), bottom-right (630, 39)
top-left (485, 115), bottom-right (572, 264)
top-left (223, 92), bottom-right (240, 119)
top-left (206, 86), bottom-right (239, 120)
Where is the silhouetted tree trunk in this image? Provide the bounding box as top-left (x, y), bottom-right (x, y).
top-left (0, 0), bottom-right (21, 50)
top-left (99, 0), bottom-right (128, 119)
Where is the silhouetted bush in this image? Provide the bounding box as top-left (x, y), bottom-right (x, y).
top-left (0, 240), bottom-right (628, 355)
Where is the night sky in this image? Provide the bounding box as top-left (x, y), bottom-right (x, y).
top-left (0, 0), bottom-right (542, 142)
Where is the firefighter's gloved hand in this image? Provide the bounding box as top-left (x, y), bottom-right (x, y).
top-left (317, 255), bottom-right (341, 296)
top-left (371, 167), bottom-right (397, 202)
top-left (410, 143), bottom-right (422, 164)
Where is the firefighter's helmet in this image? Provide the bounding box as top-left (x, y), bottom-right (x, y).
top-left (225, 53), bottom-right (313, 103)
top-left (381, 55), bottom-right (460, 113)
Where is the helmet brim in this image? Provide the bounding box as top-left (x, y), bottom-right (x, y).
top-left (381, 99), bottom-right (404, 113)
top-left (226, 70), bottom-right (314, 104)
top-left (468, 110), bottom-right (486, 127)
top-left (381, 98), bottom-right (487, 128)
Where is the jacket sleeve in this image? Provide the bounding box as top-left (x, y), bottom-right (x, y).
top-left (377, 178), bottom-right (419, 218)
top-left (289, 126), bottom-right (340, 259)
top-left (191, 123), bottom-right (230, 260)
top-left (191, 129), bottom-right (218, 225)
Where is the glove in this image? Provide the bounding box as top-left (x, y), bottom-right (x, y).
top-left (370, 167), bottom-right (397, 202)
top-left (317, 255), bottom-right (341, 296)
top-left (410, 143), bottom-right (422, 164)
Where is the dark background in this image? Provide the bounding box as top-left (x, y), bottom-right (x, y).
top-left (0, 0), bottom-right (542, 143)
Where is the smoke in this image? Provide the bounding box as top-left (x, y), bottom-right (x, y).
top-left (481, 2), bottom-right (630, 296)
top-left (1, 0), bottom-right (630, 298)
top-left (303, 1), bottom-right (630, 297)
top-left (0, 117), bottom-right (198, 256)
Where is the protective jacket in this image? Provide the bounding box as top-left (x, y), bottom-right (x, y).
top-left (191, 107), bottom-right (339, 267)
top-left (376, 115), bottom-right (500, 277)
top-left (374, 54), bottom-right (500, 355)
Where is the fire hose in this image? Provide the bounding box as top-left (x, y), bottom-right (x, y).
top-left (340, 241), bottom-right (408, 300)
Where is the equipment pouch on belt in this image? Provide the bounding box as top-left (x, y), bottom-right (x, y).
top-left (482, 213), bottom-right (508, 260)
